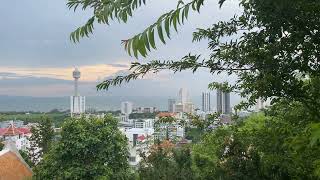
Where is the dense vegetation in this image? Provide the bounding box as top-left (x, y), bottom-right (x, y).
top-left (0, 112), bottom-right (68, 127)
top-left (137, 100), bottom-right (320, 179)
top-left (33, 115), bottom-right (130, 179)
top-left (129, 112), bottom-right (156, 119)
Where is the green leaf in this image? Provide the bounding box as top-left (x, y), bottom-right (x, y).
top-left (148, 29), bottom-right (156, 49)
top-left (132, 37), bottom-right (139, 58)
top-left (164, 17), bottom-right (171, 39)
top-left (157, 23), bottom-right (166, 44)
top-left (138, 36), bottom-right (147, 57)
top-left (143, 32), bottom-right (151, 51)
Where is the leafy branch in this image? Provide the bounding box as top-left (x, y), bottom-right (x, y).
top-left (96, 54), bottom-right (255, 90)
top-left (122, 0), bottom-right (206, 58)
top-left (68, 0), bottom-right (207, 57)
top-left (68, 0), bottom-right (149, 43)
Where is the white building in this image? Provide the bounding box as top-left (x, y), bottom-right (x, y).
top-left (120, 128), bottom-right (154, 167)
top-left (121, 101), bottom-right (133, 115)
top-left (120, 114), bottom-right (129, 122)
top-left (179, 88), bottom-right (189, 104)
top-left (134, 119), bottom-right (154, 129)
top-left (184, 102), bottom-right (195, 114)
top-left (70, 68), bottom-right (86, 116)
top-left (175, 88), bottom-right (195, 114)
top-left (0, 122), bottom-right (31, 151)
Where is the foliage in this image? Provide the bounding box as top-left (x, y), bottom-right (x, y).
top-left (19, 150), bottom-right (34, 168)
top-left (192, 101), bottom-right (320, 179)
top-left (27, 116), bottom-right (54, 165)
top-left (138, 141), bottom-right (194, 180)
top-left (33, 115), bottom-right (130, 179)
top-left (0, 112), bottom-right (69, 127)
top-left (185, 127), bottom-right (202, 143)
top-left (0, 142), bottom-right (3, 151)
top-left (129, 112), bottom-right (156, 119)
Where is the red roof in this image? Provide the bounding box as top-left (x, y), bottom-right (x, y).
top-left (157, 112), bottom-right (177, 118)
top-left (137, 135), bottom-right (146, 141)
top-left (0, 124), bottom-right (31, 136)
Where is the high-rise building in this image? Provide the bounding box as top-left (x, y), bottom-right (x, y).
top-left (184, 102), bottom-right (195, 114)
top-left (70, 68), bottom-right (86, 116)
top-left (175, 88), bottom-right (195, 114)
top-left (168, 99), bottom-right (176, 112)
top-left (121, 101), bottom-right (133, 115)
top-left (175, 103), bottom-right (184, 113)
top-left (178, 88), bottom-right (189, 104)
top-left (202, 92), bottom-right (211, 112)
top-left (222, 92), bottom-right (231, 114)
top-left (217, 89), bottom-right (231, 114)
top-left (216, 89), bottom-right (223, 113)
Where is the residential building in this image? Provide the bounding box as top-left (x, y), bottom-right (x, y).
top-left (120, 114), bottom-right (129, 122)
top-left (0, 141), bottom-right (32, 180)
top-left (121, 101), bottom-right (133, 115)
top-left (222, 92), bottom-right (231, 114)
top-left (120, 128), bottom-right (154, 167)
top-left (168, 99), bottom-right (176, 112)
top-left (184, 102), bottom-right (195, 114)
top-left (0, 122), bottom-right (31, 151)
top-left (70, 68), bottom-right (86, 116)
top-left (217, 89), bottom-right (223, 113)
top-left (175, 103), bottom-right (184, 113)
top-left (154, 112), bottom-right (184, 141)
top-left (136, 107), bottom-right (158, 113)
top-left (175, 88), bottom-right (195, 114)
top-left (202, 92), bottom-right (211, 112)
top-left (178, 88), bottom-right (189, 104)
top-left (217, 89), bottom-right (231, 114)
top-left (134, 119), bottom-right (154, 129)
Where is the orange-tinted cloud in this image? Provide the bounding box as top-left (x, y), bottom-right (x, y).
top-left (0, 63), bottom-right (129, 81)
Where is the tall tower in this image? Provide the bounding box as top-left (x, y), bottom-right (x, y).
top-left (216, 89), bottom-right (222, 113)
top-left (70, 68), bottom-right (85, 116)
top-left (121, 101), bottom-right (133, 115)
top-left (222, 92), bottom-right (231, 114)
top-left (202, 92), bottom-right (211, 112)
top-left (178, 88), bottom-right (189, 104)
top-left (73, 68), bottom-right (80, 96)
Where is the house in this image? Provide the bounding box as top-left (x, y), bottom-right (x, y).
top-left (0, 141), bottom-right (32, 180)
top-left (0, 122), bottom-right (31, 151)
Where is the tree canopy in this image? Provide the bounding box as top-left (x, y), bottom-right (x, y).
top-left (33, 115), bottom-right (130, 179)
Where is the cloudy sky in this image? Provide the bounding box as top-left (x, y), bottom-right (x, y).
top-left (0, 0), bottom-right (241, 99)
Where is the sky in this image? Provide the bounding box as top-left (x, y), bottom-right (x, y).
top-left (0, 0), bottom-right (242, 101)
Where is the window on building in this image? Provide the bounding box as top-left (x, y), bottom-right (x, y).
top-left (129, 156), bottom-right (136, 162)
